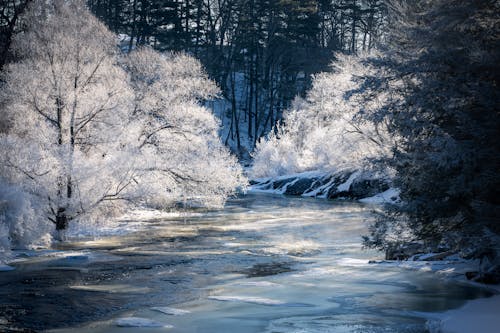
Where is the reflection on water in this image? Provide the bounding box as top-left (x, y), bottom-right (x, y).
top-left (0, 193), bottom-right (492, 332)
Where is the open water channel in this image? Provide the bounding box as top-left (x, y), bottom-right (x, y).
top-left (0, 193), bottom-right (493, 332)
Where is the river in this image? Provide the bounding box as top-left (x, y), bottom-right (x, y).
top-left (0, 193), bottom-right (492, 332)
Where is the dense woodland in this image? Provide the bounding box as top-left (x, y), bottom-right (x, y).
top-left (0, 0), bottom-right (498, 280)
top-left (86, 0), bottom-right (388, 154)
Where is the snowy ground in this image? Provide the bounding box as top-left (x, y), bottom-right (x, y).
top-left (429, 294), bottom-right (500, 333)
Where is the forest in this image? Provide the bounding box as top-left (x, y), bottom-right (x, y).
top-left (87, 0), bottom-right (387, 156)
top-left (0, 0), bottom-right (499, 332)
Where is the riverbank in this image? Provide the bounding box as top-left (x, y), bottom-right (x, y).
top-left (249, 170), bottom-right (398, 204)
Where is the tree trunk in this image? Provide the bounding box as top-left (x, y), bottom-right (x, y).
top-left (55, 207), bottom-right (68, 231)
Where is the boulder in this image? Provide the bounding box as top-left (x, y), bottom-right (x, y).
top-left (284, 178), bottom-right (318, 196)
top-left (272, 177), bottom-right (296, 190)
top-left (326, 173), bottom-right (353, 199)
top-left (249, 179), bottom-right (273, 190)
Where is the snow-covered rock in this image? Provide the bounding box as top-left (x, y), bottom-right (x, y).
top-left (249, 170), bottom-right (392, 202)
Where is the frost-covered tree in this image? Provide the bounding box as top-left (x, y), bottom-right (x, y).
top-left (0, 0), bottom-right (244, 239)
top-left (124, 47), bottom-right (245, 208)
top-left (0, 181), bottom-right (52, 256)
top-left (0, 0), bottom-right (133, 232)
top-left (250, 53), bottom-right (394, 179)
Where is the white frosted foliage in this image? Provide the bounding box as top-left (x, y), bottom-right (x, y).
top-left (0, 0), bottom-right (245, 247)
top-left (251, 53), bottom-right (395, 179)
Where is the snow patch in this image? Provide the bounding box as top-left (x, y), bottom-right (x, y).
top-left (336, 171), bottom-right (360, 192)
top-left (427, 295), bottom-right (500, 333)
top-left (359, 187), bottom-right (400, 204)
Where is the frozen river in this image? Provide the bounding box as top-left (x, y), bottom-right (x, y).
top-left (0, 193), bottom-right (492, 332)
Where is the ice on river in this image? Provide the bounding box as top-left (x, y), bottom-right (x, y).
top-left (208, 295), bottom-right (286, 305)
top-left (336, 257), bottom-right (369, 267)
top-left (208, 295), bottom-right (314, 307)
top-left (0, 263), bottom-right (15, 271)
top-left (114, 317), bottom-right (172, 328)
top-left (236, 281), bottom-right (281, 287)
top-left (151, 306), bottom-right (190, 315)
top-left (70, 284), bottom-right (151, 294)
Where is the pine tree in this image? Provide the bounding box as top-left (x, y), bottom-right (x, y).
top-left (364, 0), bottom-right (500, 263)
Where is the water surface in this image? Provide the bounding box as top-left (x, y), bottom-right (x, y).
top-left (0, 193), bottom-right (491, 332)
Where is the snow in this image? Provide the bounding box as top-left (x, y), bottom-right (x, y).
top-left (250, 170), bottom-right (397, 204)
top-left (302, 176), bottom-right (339, 198)
top-left (114, 317), bottom-right (172, 328)
top-left (151, 306), bottom-right (190, 315)
top-left (359, 187), bottom-right (400, 204)
top-left (250, 170), bottom-right (326, 186)
top-left (337, 171), bottom-right (360, 192)
top-left (208, 73), bottom-right (263, 162)
top-left (248, 171), bottom-right (329, 196)
top-left (422, 294), bottom-right (500, 333)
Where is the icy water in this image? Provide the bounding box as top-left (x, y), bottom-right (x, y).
top-left (0, 193), bottom-right (493, 333)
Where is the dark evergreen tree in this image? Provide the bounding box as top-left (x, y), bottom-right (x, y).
top-left (0, 0), bottom-right (32, 71)
top-left (363, 0), bottom-right (500, 269)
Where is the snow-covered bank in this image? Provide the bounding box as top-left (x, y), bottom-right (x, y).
top-left (370, 255), bottom-right (500, 333)
top-left (430, 294), bottom-right (500, 333)
top-left (249, 170), bottom-right (398, 204)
